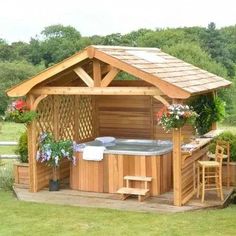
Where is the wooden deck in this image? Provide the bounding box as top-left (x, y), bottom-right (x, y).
top-left (13, 187), bottom-right (234, 213)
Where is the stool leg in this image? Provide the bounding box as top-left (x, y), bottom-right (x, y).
top-left (201, 166), bottom-right (205, 203)
top-left (216, 168), bottom-right (220, 197)
top-left (219, 168), bottom-right (224, 201)
top-left (197, 165), bottom-right (200, 198)
top-left (227, 160), bottom-right (230, 188)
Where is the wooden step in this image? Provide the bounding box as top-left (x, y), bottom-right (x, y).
top-left (117, 187), bottom-right (149, 196)
top-left (124, 175), bottom-right (152, 182)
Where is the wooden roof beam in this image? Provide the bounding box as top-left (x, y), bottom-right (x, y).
top-left (31, 86), bottom-right (163, 96)
top-left (101, 67), bottom-right (120, 87)
top-left (7, 49), bottom-right (89, 97)
top-left (153, 95), bottom-right (170, 106)
top-left (74, 67), bottom-right (94, 87)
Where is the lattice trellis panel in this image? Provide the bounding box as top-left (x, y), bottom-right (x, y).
top-left (77, 95), bottom-right (94, 141)
top-left (57, 95), bottom-right (75, 140)
top-left (36, 96), bottom-right (54, 144)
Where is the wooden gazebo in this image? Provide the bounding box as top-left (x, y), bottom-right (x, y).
top-left (7, 45), bottom-right (231, 206)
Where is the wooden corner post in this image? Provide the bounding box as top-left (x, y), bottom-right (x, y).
top-left (173, 127), bottom-right (182, 206)
top-left (27, 94), bottom-right (47, 192)
top-left (27, 94), bottom-right (38, 192)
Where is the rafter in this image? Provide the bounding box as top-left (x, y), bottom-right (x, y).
top-left (74, 67), bottom-right (94, 87)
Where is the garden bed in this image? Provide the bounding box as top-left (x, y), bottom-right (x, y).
top-left (14, 162), bottom-right (29, 188)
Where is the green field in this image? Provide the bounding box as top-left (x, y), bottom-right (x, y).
top-left (0, 191), bottom-right (235, 236)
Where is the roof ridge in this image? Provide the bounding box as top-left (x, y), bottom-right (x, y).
top-left (90, 45), bottom-right (161, 51)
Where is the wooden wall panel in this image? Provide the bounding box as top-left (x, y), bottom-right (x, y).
top-left (97, 96), bottom-right (152, 139)
top-left (97, 95), bottom-right (194, 141)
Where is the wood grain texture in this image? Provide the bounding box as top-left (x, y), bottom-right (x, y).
top-left (71, 152), bottom-right (172, 196)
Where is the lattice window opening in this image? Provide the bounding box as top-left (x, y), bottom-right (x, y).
top-left (57, 96), bottom-right (75, 140)
top-left (36, 96), bottom-right (54, 147)
top-left (77, 96), bottom-right (94, 141)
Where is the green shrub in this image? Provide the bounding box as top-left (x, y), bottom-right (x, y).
top-left (189, 95), bottom-right (226, 135)
top-left (208, 131), bottom-right (236, 162)
top-left (15, 131), bottom-right (28, 163)
top-left (0, 162), bottom-right (13, 190)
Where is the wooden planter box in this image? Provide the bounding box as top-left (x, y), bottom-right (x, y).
top-left (14, 163), bottom-right (29, 188)
top-left (222, 162), bottom-right (236, 187)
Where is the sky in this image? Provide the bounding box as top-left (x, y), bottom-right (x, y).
top-left (0, 0), bottom-right (236, 43)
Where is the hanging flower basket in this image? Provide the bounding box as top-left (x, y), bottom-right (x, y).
top-left (5, 99), bottom-right (37, 124)
top-left (157, 104), bottom-right (198, 132)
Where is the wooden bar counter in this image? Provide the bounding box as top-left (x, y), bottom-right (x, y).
top-left (180, 130), bottom-right (222, 204)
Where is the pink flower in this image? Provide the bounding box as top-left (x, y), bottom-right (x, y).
top-left (14, 99), bottom-right (27, 111)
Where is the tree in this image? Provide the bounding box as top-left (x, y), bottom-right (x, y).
top-left (137, 28), bottom-right (187, 48)
top-left (40, 25), bottom-right (82, 67)
top-left (200, 22), bottom-right (234, 76)
top-left (0, 61), bottom-right (43, 115)
top-left (163, 42), bottom-right (233, 113)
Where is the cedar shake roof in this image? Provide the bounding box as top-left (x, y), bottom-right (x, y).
top-left (93, 45), bottom-right (231, 94)
top-left (7, 45), bottom-right (231, 98)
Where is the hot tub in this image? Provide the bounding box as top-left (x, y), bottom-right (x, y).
top-left (70, 139), bottom-right (173, 195)
top-left (82, 139), bottom-right (173, 156)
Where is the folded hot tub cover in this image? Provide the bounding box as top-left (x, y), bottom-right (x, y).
top-left (95, 136), bottom-right (116, 144)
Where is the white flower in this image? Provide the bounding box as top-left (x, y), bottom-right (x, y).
top-left (176, 115), bottom-right (179, 120)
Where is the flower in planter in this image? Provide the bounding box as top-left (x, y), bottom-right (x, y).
top-left (36, 132), bottom-right (75, 167)
top-left (157, 104), bottom-right (198, 132)
top-left (36, 132), bottom-right (75, 191)
top-left (5, 99), bottom-right (37, 124)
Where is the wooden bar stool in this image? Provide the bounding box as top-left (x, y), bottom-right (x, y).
top-left (197, 145), bottom-right (224, 203)
top-left (207, 140), bottom-right (230, 188)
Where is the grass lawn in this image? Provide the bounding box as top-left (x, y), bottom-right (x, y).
top-left (0, 122), bottom-right (25, 155)
top-left (219, 123), bottom-right (236, 134)
top-left (0, 122), bottom-right (236, 235)
top-left (0, 191), bottom-right (235, 236)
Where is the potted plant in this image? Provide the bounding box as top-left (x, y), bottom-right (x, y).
top-left (14, 131), bottom-right (29, 188)
top-left (5, 99), bottom-right (37, 124)
top-left (157, 104), bottom-right (198, 132)
top-left (36, 132), bottom-right (75, 191)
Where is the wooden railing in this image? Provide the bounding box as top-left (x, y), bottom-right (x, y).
top-left (0, 141), bottom-right (19, 159)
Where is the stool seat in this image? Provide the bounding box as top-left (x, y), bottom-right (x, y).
top-left (198, 161), bottom-right (220, 167)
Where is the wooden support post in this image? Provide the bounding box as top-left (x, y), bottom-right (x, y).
top-left (93, 60), bottom-right (102, 87)
top-left (74, 96), bottom-right (80, 142)
top-left (27, 94), bottom-right (38, 192)
top-left (173, 128), bottom-right (182, 206)
top-left (53, 96), bottom-right (59, 140)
